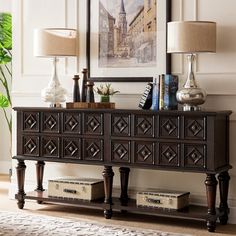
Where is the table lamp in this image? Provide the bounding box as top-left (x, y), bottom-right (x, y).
top-left (167, 21), bottom-right (216, 111)
top-left (34, 28), bottom-right (77, 107)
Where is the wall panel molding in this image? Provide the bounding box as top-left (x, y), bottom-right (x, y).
top-left (195, 0), bottom-right (236, 76)
top-left (171, 0), bottom-right (184, 75)
top-left (21, 0), bottom-right (77, 77)
top-left (194, 0), bottom-right (198, 20)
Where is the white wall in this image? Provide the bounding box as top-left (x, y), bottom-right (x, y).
top-left (11, 0), bottom-right (236, 223)
top-left (0, 0), bottom-right (11, 12)
top-left (0, 0), bottom-right (12, 173)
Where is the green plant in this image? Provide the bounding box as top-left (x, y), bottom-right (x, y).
top-left (95, 83), bottom-right (119, 96)
top-left (0, 13), bottom-right (12, 135)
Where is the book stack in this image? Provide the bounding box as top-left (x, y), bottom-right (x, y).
top-left (151, 74), bottom-right (178, 110)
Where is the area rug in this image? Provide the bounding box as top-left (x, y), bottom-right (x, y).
top-left (0, 211), bottom-right (192, 236)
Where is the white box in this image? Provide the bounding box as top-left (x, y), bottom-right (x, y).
top-left (48, 177), bottom-right (104, 201)
top-left (137, 189), bottom-right (190, 210)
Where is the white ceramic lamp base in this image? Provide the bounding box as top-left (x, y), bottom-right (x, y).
top-left (41, 58), bottom-right (67, 107)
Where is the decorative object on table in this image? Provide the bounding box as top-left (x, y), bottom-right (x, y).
top-left (66, 102), bottom-right (115, 109)
top-left (137, 189), bottom-right (190, 210)
top-left (167, 21), bottom-right (216, 111)
top-left (138, 82), bottom-right (153, 110)
top-left (86, 81), bottom-right (95, 102)
top-left (163, 75), bottom-right (178, 110)
top-left (150, 74), bottom-right (179, 111)
top-left (159, 74), bottom-right (165, 110)
top-left (72, 75), bottom-right (80, 102)
top-left (48, 177), bottom-right (104, 201)
top-left (95, 83), bottom-right (119, 103)
top-left (87, 0), bottom-right (171, 82)
top-left (151, 78), bottom-right (159, 110)
top-left (81, 68), bottom-right (88, 102)
top-left (34, 28), bottom-right (77, 107)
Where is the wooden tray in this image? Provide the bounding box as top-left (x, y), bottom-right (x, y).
top-left (66, 102), bottom-right (115, 109)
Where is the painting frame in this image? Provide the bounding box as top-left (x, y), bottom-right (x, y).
top-left (87, 0), bottom-right (171, 82)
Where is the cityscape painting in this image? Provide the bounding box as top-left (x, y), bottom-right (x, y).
top-left (99, 0), bottom-right (157, 68)
top-left (87, 0), bottom-right (170, 81)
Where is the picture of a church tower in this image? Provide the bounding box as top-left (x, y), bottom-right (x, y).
top-left (99, 0), bottom-right (157, 67)
top-left (118, 0), bottom-right (127, 46)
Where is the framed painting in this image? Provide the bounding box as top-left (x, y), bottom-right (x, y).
top-left (87, 0), bottom-right (171, 82)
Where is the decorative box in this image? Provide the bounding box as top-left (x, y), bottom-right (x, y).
top-left (48, 177), bottom-right (104, 201)
top-left (137, 189), bottom-right (190, 210)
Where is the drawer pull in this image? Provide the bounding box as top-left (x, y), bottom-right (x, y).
top-left (63, 189), bottom-right (77, 194)
top-left (145, 197), bottom-right (161, 204)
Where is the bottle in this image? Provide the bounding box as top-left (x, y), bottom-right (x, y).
top-left (72, 75), bottom-right (80, 102)
top-left (86, 81), bottom-right (95, 103)
top-left (81, 68), bottom-right (88, 102)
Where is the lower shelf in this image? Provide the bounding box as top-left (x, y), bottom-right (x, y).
top-left (18, 191), bottom-right (106, 209)
top-left (16, 191), bottom-right (221, 222)
top-left (112, 198), bottom-right (219, 221)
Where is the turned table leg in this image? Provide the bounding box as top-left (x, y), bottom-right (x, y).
top-left (205, 174), bottom-right (218, 232)
top-left (35, 161), bottom-right (45, 204)
top-left (119, 167), bottom-right (130, 205)
top-left (16, 160), bottom-right (26, 209)
top-left (218, 171), bottom-right (230, 225)
top-left (102, 166), bottom-right (114, 219)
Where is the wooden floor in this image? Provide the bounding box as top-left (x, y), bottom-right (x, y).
top-left (1, 174), bottom-right (236, 236)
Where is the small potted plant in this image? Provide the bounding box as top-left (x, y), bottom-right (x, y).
top-left (95, 83), bottom-right (119, 103)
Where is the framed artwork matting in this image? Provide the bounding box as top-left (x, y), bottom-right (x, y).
top-left (87, 0), bottom-right (171, 82)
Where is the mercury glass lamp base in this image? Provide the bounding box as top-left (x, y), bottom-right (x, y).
top-left (176, 87), bottom-right (206, 112)
top-left (182, 104), bottom-right (201, 111)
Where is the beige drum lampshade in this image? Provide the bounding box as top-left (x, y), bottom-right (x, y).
top-left (34, 28), bottom-right (77, 57)
top-left (167, 21), bottom-right (216, 53)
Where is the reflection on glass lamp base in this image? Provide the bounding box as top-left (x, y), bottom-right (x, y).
top-left (41, 57), bottom-right (67, 108)
top-left (176, 87), bottom-right (206, 111)
top-left (176, 54), bottom-right (206, 111)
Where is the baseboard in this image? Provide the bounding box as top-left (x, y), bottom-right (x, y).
top-left (0, 161), bottom-right (12, 175)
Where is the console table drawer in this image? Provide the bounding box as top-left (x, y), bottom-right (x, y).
top-left (158, 142), bottom-right (180, 167)
top-left (42, 136), bottom-right (60, 158)
top-left (83, 113), bottom-right (104, 136)
top-left (62, 112), bottom-right (81, 134)
top-left (41, 112), bottom-right (60, 133)
top-left (111, 140), bottom-right (131, 163)
top-left (159, 115), bottom-right (180, 139)
top-left (184, 117), bottom-right (206, 140)
top-left (62, 137), bottom-right (81, 160)
top-left (183, 144), bottom-right (206, 169)
top-left (134, 115), bottom-right (155, 138)
top-left (22, 112), bottom-right (40, 133)
top-left (133, 141), bottom-right (155, 165)
top-left (111, 113), bottom-right (131, 137)
top-left (22, 135), bottom-right (40, 156)
top-left (83, 139), bottom-right (104, 161)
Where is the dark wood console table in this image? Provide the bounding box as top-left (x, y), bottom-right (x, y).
top-left (13, 107), bottom-right (232, 232)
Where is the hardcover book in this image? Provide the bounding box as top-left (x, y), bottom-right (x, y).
top-left (151, 76), bottom-right (159, 110)
top-left (159, 74), bottom-right (165, 110)
top-left (138, 82), bottom-right (153, 110)
top-left (163, 75), bottom-right (178, 110)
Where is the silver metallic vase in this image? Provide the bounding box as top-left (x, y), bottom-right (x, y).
top-left (176, 54), bottom-right (206, 111)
